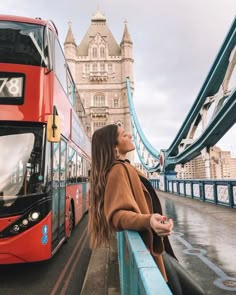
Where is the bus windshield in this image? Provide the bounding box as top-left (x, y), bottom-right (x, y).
top-left (0, 125), bottom-right (44, 208)
top-left (0, 21), bottom-right (47, 66)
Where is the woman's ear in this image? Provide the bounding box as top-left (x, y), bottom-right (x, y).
top-left (115, 148), bottom-right (120, 159)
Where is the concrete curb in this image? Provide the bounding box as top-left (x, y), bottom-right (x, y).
top-left (80, 235), bottom-right (120, 295)
top-left (80, 246), bottom-right (109, 295)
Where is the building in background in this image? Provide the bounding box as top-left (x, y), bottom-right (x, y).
top-left (64, 10), bottom-right (134, 140)
top-left (176, 146), bottom-right (236, 179)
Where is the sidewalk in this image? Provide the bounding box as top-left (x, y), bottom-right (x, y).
top-left (81, 234), bottom-right (121, 295)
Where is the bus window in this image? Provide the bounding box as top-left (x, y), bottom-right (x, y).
top-left (76, 154), bottom-right (82, 182)
top-left (0, 133), bottom-right (34, 199)
top-left (67, 71), bottom-right (75, 106)
top-left (44, 141), bottom-right (52, 192)
top-left (0, 21), bottom-right (48, 66)
top-left (67, 147), bottom-right (76, 183)
top-left (0, 125), bottom-right (45, 208)
top-left (81, 158), bottom-right (90, 180)
top-left (54, 38), bottom-right (67, 93)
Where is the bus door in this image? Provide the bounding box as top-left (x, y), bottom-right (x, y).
top-left (52, 139), bottom-right (66, 250)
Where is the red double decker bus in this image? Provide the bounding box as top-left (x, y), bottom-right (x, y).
top-left (0, 15), bottom-right (91, 263)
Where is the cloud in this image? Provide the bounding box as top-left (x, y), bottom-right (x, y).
top-left (1, 0), bottom-right (236, 155)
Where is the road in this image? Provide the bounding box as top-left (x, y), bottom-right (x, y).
top-left (159, 191), bottom-right (236, 295)
top-left (0, 213), bottom-right (91, 295)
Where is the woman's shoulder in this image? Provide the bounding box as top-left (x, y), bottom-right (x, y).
top-left (109, 161), bottom-right (142, 180)
top-left (107, 160), bottom-right (133, 176)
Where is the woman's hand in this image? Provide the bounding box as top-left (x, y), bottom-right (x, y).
top-left (150, 214), bottom-right (173, 237)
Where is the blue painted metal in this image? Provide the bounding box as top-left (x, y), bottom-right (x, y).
top-left (166, 178), bottom-right (236, 208)
top-left (166, 87), bottom-right (236, 168)
top-left (127, 17), bottom-right (236, 173)
top-left (117, 230), bottom-right (173, 295)
top-left (149, 178), bottom-right (160, 190)
top-left (164, 17), bottom-right (236, 169)
top-left (126, 78), bottom-right (160, 172)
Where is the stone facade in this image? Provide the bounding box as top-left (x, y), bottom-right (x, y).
top-left (175, 146), bottom-right (236, 179)
top-left (64, 10), bottom-right (134, 139)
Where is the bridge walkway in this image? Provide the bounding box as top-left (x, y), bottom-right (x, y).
top-left (81, 191), bottom-right (236, 295)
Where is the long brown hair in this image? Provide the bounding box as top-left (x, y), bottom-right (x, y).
top-left (89, 124), bottom-right (118, 248)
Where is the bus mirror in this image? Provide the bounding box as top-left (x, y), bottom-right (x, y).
top-left (47, 114), bottom-right (61, 142)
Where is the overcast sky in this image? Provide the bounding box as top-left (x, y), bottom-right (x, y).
top-left (2, 0), bottom-right (236, 155)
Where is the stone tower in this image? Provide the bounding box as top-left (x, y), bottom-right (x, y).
top-left (64, 10), bottom-right (134, 138)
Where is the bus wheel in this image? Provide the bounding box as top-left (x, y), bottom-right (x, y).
top-left (67, 202), bottom-right (74, 240)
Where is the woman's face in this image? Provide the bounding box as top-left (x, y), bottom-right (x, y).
top-left (116, 126), bottom-right (135, 159)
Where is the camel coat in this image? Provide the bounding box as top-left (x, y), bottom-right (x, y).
top-left (104, 161), bottom-right (175, 281)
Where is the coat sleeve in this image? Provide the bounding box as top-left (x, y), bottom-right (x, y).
top-left (104, 164), bottom-right (152, 231)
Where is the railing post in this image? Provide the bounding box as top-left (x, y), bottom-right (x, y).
top-left (176, 181), bottom-right (180, 195)
top-left (183, 181), bottom-right (186, 196)
top-left (213, 182), bottom-right (217, 204)
top-left (199, 181), bottom-right (204, 201)
top-left (228, 181), bottom-right (233, 208)
top-left (190, 181), bottom-right (194, 199)
top-left (159, 171), bottom-right (177, 192)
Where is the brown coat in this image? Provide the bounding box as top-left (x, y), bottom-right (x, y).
top-left (104, 161), bottom-right (174, 280)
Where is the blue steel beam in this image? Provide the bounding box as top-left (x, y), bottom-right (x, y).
top-left (167, 88), bottom-right (236, 168)
top-left (126, 78), bottom-right (160, 172)
top-left (166, 17), bottom-right (236, 158)
top-left (127, 17), bottom-right (236, 173)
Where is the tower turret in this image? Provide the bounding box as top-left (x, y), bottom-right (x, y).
top-left (64, 21), bottom-right (76, 77)
top-left (120, 21), bottom-right (134, 83)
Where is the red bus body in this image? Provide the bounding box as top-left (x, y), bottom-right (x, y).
top-left (0, 15), bottom-right (91, 263)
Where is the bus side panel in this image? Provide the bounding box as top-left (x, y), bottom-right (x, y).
top-left (66, 184), bottom-right (83, 228)
top-left (0, 212), bottom-right (52, 264)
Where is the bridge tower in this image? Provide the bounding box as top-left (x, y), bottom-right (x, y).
top-left (64, 10), bottom-right (134, 151)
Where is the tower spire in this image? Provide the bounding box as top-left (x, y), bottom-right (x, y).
top-left (64, 20), bottom-right (76, 45)
top-left (91, 8), bottom-right (106, 22)
top-left (120, 20), bottom-right (132, 45)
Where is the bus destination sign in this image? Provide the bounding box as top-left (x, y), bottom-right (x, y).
top-left (0, 72), bottom-right (25, 105)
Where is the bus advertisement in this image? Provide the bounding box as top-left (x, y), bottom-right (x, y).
top-left (0, 15), bottom-right (91, 263)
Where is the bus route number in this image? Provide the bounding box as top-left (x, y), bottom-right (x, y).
top-left (0, 77), bottom-right (24, 97)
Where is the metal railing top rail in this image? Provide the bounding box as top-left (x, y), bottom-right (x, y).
top-left (117, 230), bottom-right (172, 295)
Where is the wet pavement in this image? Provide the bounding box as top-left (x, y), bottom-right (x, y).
top-left (158, 191), bottom-right (236, 295)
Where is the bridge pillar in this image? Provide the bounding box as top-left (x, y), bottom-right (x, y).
top-left (159, 171), bottom-right (177, 192)
top-left (201, 147), bottom-right (211, 178)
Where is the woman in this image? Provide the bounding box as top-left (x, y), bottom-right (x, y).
top-left (89, 124), bottom-right (204, 295)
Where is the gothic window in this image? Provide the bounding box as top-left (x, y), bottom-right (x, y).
top-left (92, 63), bottom-right (97, 72)
top-left (100, 63), bottom-right (105, 72)
top-left (92, 47), bottom-right (97, 58)
top-left (113, 97), bottom-right (119, 108)
top-left (94, 94), bottom-right (105, 106)
top-left (100, 47), bottom-right (105, 58)
top-left (93, 121), bottom-right (106, 131)
top-left (85, 64), bottom-right (90, 73)
top-left (108, 63), bottom-right (113, 73)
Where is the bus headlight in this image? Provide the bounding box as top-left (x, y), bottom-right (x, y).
top-left (21, 219), bottom-right (29, 226)
top-left (1, 198), bottom-right (50, 237)
top-left (11, 224), bottom-right (20, 233)
top-left (29, 211), bottom-right (40, 221)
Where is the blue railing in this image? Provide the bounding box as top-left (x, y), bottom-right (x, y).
top-left (149, 178), bottom-right (160, 190)
top-left (167, 179), bottom-right (236, 208)
top-left (117, 230), bottom-right (172, 295)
